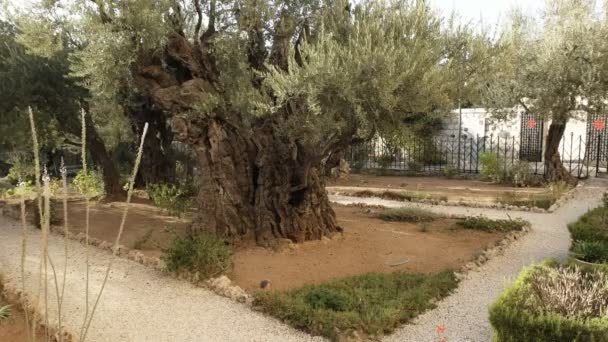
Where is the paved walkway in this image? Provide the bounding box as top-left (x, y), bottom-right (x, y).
top-left (0, 179), bottom-right (604, 342)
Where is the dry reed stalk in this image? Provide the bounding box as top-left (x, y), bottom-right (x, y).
top-left (80, 122), bottom-right (149, 342)
top-left (28, 106), bottom-right (44, 342)
top-left (19, 182), bottom-right (31, 342)
top-left (78, 109), bottom-right (92, 340)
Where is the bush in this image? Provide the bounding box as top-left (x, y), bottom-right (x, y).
top-left (570, 241), bottom-right (608, 264)
top-left (376, 207), bottom-right (439, 222)
top-left (479, 152), bottom-right (505, 183)
top-left (376, 155), bottom-right (395, 169)
top-left (6, 153), bottom-right (35, 183)
top-left (162, 233), bottom-right (232, 280)
top-left (489, 263), bottom-right (608, 342)
top-left (253, 271), bottom-right (457, 340)
top-left (568, 207), bottom-right (608, 244)
top-left (510, 161), bottom-right (534, 187)
top-left (442, 163), bottom-right (457, 179)
top-left (456, 216), bottom-right (527, 233)
top-left (73, 170), bottom-right (104, 198)
top-left (148, 183), bottom-right (192, 217)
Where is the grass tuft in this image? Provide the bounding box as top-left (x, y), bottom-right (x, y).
top-left (0, 304), bottom-right (11, 321)
top-left (376, 207), bottom-right (439, 222)
top-left (456, 216), bottom-right (527, 233)
top-left (253, 270), bottom-right (458, 340)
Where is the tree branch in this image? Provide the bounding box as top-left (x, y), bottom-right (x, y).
top-left (193, 0), bottom-right (203, 41)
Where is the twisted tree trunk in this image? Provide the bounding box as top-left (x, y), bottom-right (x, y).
top-left (544, 122), bottom-right (576, 185)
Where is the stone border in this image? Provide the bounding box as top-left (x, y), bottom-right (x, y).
top-left (328, 180), bottom-right (584, 214)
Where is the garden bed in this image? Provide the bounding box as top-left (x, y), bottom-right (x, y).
top-left (489, 262), bottom-right (608, 341)
top-left (327, 174), bottom-right (574, 211)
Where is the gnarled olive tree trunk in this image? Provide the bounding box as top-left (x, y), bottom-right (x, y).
top-left (544, 122), bottom-right (576, 185)
top-left (138, 33), bottom-right (340, 245)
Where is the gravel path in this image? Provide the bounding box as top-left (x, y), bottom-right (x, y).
top-left (331, 178), bottom-right (606, 342)
top-left (0, 217), bottom-right (324, 342)
top-left (0, 179), bottom-right (604, 342)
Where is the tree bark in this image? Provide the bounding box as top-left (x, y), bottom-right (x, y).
top-left (181, 118), bottom-right (340, 246)
top-left (85, 113), bottom-right (126, 198)
top-left (544, 122), bottom-right (576, 185)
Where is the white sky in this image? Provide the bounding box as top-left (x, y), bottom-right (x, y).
top-left (429, 0), bottom-right (546, 26)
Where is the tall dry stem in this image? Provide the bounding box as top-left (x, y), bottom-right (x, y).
top-left (18, 181), bottom-right (31, 342)
top-left (80, 122), bottom-right (149, 342)
top-left (78, 109), bottom-right (92, 340)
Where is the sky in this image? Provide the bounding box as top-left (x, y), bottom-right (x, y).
top-left (428, 0), bottom-right (545, 26)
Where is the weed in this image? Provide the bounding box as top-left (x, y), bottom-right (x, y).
top-left (479, 152), bottom-right (504, 183)
top-left (442, 164), bottom-right (457, 179)
top-left (376, 207), bottom-right (439, 223)
top-left (0, 304), bottom-right (11, 321)
top-left (73, 170), bottom-right (104, 198)
top-left (162, 233), bottom-right (232, 280)
top-left (497, 192), bottom-right (555, 209)
top-left (253, 271), bottom-right (458, 340)
top-left (456, 216), bottom-right (527, 233)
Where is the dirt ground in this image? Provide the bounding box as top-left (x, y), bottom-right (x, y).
top-left (56, 200), bottom-right (504, 292)
top-left (61, 200), bottom-right (190, 258)
top-left (0, 295), bottom-right (45, 342)
top-left (231, 206), bottom-right (503, 291)
top-left (327, 174), bottom-right (553, 205)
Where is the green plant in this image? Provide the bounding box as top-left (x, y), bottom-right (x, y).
top-left (376, 207), bottom-right (439, 223)
top-left (570, 241), bottom-right (608, 264)
top-left (489, 263), bottom-right (608, 341)
top-left (0, 304), bottom-right (11, 321)
top-left (132, 228), bottom-right (155, 250)
top-left (253, 271), bottom-right (457, 340)
top-left (148, 183), bottom-right (192, 217)
top-left (419, 222), bottom-right (429, 232)
top-left (456, 216), bottom-right (527, 233)
top-left (6, 153), bottom-right (35, 183)
top-left (510, 161), bottom-right (533, 187)
top-left (547, 181), bottom-right (570, 201)
top-left (442, 164), bottom-right (457, 179)
top-left (162, 233), bottom-right (232, 280)
top-left (377, 155), bottom-right (395, 169)
top-left (479, 152), bottom-right (505, 183)
top-left (603, 193), bottom-right (608, 208)
top-left (568, 207), bottom-right (608, 244)
top-left (73, 170), bottom-right (104, 198)
top-left (497, 192), bottom-right (555, 210)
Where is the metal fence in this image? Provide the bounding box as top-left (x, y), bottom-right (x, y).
top-left (346, 133), bottom-right (607, 179)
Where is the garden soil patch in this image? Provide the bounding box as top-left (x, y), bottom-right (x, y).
top-left (328, 174), bottom-right (551, 205)
top-left (53, 199), bottom-right (504, 292)
top-left (231, 206), bottom-right (504, 291)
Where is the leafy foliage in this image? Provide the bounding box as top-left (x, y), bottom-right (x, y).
top-left (162, 233), bottom-right (232, 281)
top-left (376, 207), bottom-right (439, 223)
top-left (456, 216), bottom-right (527, 233)
top-left (570, 241), bottom-right (608, 264)
top-left (489, 263), bottom-right (608, 341)
top-left (479, 152), bottom-right (505, 183)
top-left (73, 170), bottom-right (104, 198)
top-left (569, 205), bottom-right (608, 264)
top-left (0, 304), bottom-right (11, 321)
top-left (253, 271), bottom-right (457, 340)
top-left (148, 183), bottom-right (192, 218)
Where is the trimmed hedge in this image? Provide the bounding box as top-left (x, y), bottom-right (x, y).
top-left (568, 206), bottom-right (608, 244)
top-left (489, 263), bottom-right (608, 342)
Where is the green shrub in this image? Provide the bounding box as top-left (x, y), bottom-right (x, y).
top-left (456, 216), bottom-right (527, 233)
top-left (73, 170), bottom-right (104, 198)
top-left (162, 233), bottom-right (232, 280)
top-left (570, 241), bottom-right (608, 264)
top-left (489, 263), bottom-right (608, 342)
top-left (568, 207), bottom-right (608, 244)
top-left (6, 153), bottom-right (35, 183)
top-left (148, 183), bottom-right (192, 217)
top-left (253, 271), bottom-right (457, 340)
top-left (510, 161), bottom-right (534, 187)
top-left (479, 152), bottom-right (505, 183)
top-left (376, 207), bottom-right (439, 222)
top-left (377, 155), bottom-right (395, 169)
top-left (442, 164), bottom-right (457, 179)
top-left (497, 192), bottom-right (555, 210)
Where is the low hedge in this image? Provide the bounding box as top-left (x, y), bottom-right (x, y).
top-left (568, 206), bottom-right (608, 244)
top-left (489, 263), bottom-right (608, 342)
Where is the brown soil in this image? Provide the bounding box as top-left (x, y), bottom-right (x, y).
top-left (231, 206), bottom-right (503, 291)
top-left (60, 199), bottom-right (190, 258)
top-left (52, 197), bottom-right (504, 293)
top-left (0, 296), bottom-right (45, 342)
top-left (328, 174), bottom-right (551, 204)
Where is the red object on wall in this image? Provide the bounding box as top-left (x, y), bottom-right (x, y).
top-left (593, 119), bottom-right (605, 130)
top-left (527, 119), bottom-right (537, 129)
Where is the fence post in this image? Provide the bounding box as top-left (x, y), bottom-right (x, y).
top-left (596, 133), bottom-right (602, 177)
